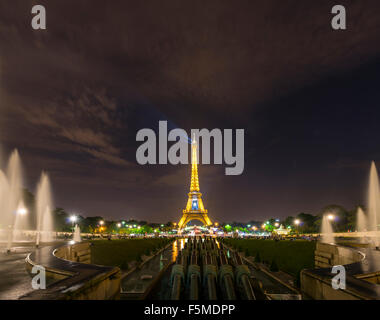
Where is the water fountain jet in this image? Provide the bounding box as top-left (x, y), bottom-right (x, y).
top-left (35, 172), bottom-right (54, 246)
top-left (356, 206), bottom-right (368, 244)
top-left (73, 224), bottom-right (81, 242)
top-left (320, 214), bottom-right (335, 244)
top-left (3, 150), bottom-right (23, 252)
top-left (368, 161), bottom-right (380, 248)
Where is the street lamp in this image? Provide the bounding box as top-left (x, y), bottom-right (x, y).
top-left (327, 214), bottom-right (335, 221)
top-left (274, 222), bottom-right (279, 227)
top-left (117, 223), bottom-right (121, 228)
top-left (98, 220), bottom-right (104, 233)
top-left (70, 215), bottom-right (77, 231)
top-left (294, 219), bottom-right (301, 234)
top-left (17, 207), bottom-right (28, 215)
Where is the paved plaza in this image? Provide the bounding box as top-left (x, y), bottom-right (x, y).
top-left (0, 243), bottom-right (41, 299)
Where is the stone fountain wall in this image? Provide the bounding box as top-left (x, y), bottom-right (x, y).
top-left (300, 243), bottom-right (380, 300)
top-left (23, 241), bottom-right (121, 300)
top-left (314, 242), bottom-right (364, 268)
top-left (54, 242), bottom-right (91, 264)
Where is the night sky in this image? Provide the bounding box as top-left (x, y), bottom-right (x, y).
top-left (1, 1), bottom-right (380, 223)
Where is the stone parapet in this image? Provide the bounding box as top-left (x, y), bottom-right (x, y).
top-left (301, 242), bottom-right (380, 300)
top-left (22, 241), bottom-right (120, 300)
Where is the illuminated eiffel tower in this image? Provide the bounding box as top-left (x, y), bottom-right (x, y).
top-left (178, 134), bottom-right (212, 229)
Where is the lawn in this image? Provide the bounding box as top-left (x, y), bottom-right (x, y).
top-left (223, 238), bottom-right (316, 277)
top-left (90, 238), bottom-right (172, 270)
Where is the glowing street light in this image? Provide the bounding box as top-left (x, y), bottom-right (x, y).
top-left (99, 220), bottom-right (104, 226)
top-left (17, 207), bottom-right (28, 215)
top-left (294, 219), bottom-right (300, 225)
top-left (69, 215), bottom-right (78, 232)
top-left (327, 214), bottom-right (335, 221)
top-left (261, 224), bottom-right (266, 229)
top-left (117, 223), bottom-right (121, 228)
top-left (274, 222), bottom-right (279, 227)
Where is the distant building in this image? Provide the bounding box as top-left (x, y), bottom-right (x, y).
top-left (273, 224), bottom-right (289, 236)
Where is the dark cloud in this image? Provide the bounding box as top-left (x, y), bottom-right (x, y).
top-left (0, 1), bottom-right (380, 222)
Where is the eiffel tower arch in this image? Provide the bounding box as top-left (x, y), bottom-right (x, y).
top-left (178, 135), bottom-right (212, 229)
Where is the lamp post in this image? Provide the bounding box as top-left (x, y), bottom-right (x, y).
top-left (17, 207), bottom-right (28, 215)
top-left (294, 219), bottom-right (301, 235)
top-left (99, 220), bottom-right (104, 234)
top-left (70, 215), bottom-right (77, 233)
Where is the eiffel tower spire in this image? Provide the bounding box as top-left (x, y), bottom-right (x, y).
top-left (190, 133), bottom-right (200, 192)
top-left (178, 133), bottom-right (212, 229)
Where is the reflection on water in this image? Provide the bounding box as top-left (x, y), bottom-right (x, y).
top-left (171, 239), bottom-right (186, 262)
top-left (172, 240), bottom-right (178, 262)
top-left (215, 239), bottom-right (220, 249)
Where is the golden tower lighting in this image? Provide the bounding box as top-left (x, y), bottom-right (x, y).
top-left (178, 134), bottom-right (212, 229)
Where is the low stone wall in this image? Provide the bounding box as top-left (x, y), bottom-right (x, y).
top-left (301, 242), bottom-right (380, 300)
top-left (309, 231), bottom-right (380, 239)
top-left (54, 242), bottom-right (91, 264)
top-left (23, 241), bottom-right (121, 300)
top-left (314, 242), bottom-right (364, 268)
